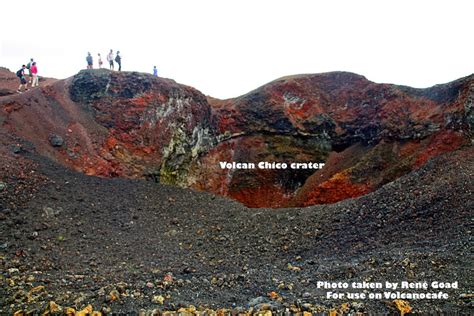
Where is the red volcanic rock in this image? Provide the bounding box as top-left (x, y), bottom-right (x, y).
top-left (202, 72), bottom-right (473, 207)
top-left (68, 70), bottom-right (217, 183)
top-left (0, 68), bottom-right (472, 208)
top-left (189, 134), bottom-right (326, 208)
top-left (0, 69), bottom-right (217, 184)
top-left (298, 170), bottom-right (371, 206)
top-left (288, 131), bottom-right (468, 207)
top-left (413, 130), bottom-right (467, 167)
top-left (210, 72), bottom-right (473, 143)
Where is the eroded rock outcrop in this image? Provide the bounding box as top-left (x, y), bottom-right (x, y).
top-left (0, 69), bottom-right (217, 186)
top-left (68, 70), bottom-right (217, 185)
top-left (200, 72), bottom-right (472, 207)
top-left (0, 69), bottom-right (472, 207)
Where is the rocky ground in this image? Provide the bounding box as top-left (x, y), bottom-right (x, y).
top-left (0, 131), bottom-right (472, 314)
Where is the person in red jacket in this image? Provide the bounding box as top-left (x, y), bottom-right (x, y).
top-left (31, 62), bottom-right (39, 87)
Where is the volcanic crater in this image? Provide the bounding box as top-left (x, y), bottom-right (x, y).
top-left (0, 67), bottom-right (472, 314)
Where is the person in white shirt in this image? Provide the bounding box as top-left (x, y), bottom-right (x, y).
top-left (107, 49), bottom-right (114, 70)
top-left (98, 53), bottom-right (103, 68)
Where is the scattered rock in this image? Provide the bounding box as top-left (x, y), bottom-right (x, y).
top-left (27, 285), bottom-right (46, 302)
top-left (287, 263), bottom-right (302, 271)
top-left (391, 300), bottom-right (412, 316)
top-left (48, 134), bottom-right (64, 147)
top-left (183, 266), bottom-right (196, 274)
top-left (10, 144), bottom-right (23, 154)
top-left (48, 301), bottom-right (62, 313)
top-left (248, 296), bottom-right (268, 308)
top-left (73, 292), bottom-right (87, 306)
top-left (152, 295), bottom-right (165, 305)
top-left (75, 304), bottom-right (93, 316)
top-left (163, 273), bottom-right (173, 282)
top-left (107, 290), bottom-right (120, 302)
top-left (42, 206), bottom-right (62, 217)
top-left (116, 282), bottom-right (128, 294)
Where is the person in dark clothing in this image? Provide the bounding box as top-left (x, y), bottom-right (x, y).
top-left (16, 65), bottom-right (28, 93)
top-left (115, 51), bottom-right (121, 71)
top-left (86, 52), bottom-right (93, 69)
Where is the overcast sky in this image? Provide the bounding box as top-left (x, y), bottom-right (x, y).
top-left (1, 0), bottom-right (473, 99)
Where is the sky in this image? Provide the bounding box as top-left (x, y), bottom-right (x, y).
top-left (1, 0), bottom-right (473, 99)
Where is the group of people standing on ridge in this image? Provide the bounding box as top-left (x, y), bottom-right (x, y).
top-left (16, 58), bottom-right (39, 93)
top-left (86, 50), bottom-right (159, 77)
top-left (87, 49), bottom-right (121, 71)
top-left (16, 50), bottom-right (157, 94)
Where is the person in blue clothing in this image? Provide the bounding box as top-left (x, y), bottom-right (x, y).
top-left (153, 66), bottom-right (158, 77)
top-left (86, 52), bottom-right (93, 69)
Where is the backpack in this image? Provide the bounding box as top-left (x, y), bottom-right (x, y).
top-left (26, 62), bottom-right (31, 70)
top-left (16, 69), bottom-right (23, 78)
top-left (115, 55), bottom-right (120, 63)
